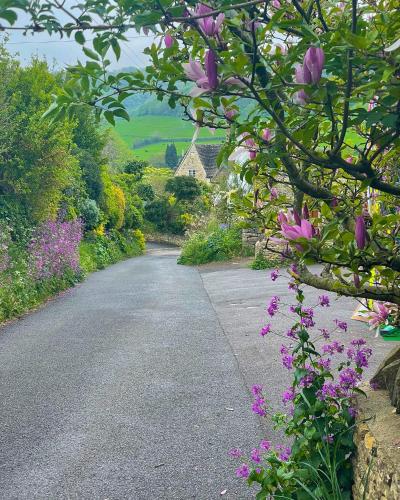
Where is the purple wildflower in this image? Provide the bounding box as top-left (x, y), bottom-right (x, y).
top-left (322, 341), bottom-right (344, 355)
top-left (282, 386), bottom-right (295, 404)
top-left (301, 307), bottom-right (315, 328)
top-left (349, 407), bottom-right (358, 418)
top-left (339, 367), bottom-right (360, 390)
top-left (260, 439), bottom-right (271, 451)
top-left (266, 296), bottom-right (280, 317)
top-left (282, 354), bottom-right (294, 370)
top-left (319, 328), bottom-right (330, 339)
top-left (252, 393), bottom-right (268, 416)
top-left (235, 463), bottom-right (250, 478)
top-left (317, 381), bottom-right (340, 400)
top-left (276, 445), bottom-right (291, 462)
top-left (319, 295), bottom-right (330, 307)
top-left (251, 448), bottom-right (261, 463)
top-left (318, 358), bottom-right (331, 371)
top-left (334, 320), bottom-right (348, 332)
top-left (270, 269), bottom-right (279, 281)
top-left (229, 448), bottom-right (243, 458)
top-left (251, 384), bottom-right (263, 396)
top-left (260, 323), bottom-right (272, 337)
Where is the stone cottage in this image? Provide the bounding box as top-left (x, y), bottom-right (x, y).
top-left (174, 143), bottom-right (222, 182)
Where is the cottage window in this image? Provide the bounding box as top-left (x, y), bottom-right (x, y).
top-left (188, 169), bottom-right (196, 177)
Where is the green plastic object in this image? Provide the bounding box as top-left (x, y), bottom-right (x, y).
top-left (380, 325), bottom-right (400, 341)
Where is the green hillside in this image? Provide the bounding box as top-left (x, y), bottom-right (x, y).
top-left (114, 115), bottom-right (225, 166)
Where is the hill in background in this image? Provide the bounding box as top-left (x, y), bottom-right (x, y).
top-left (111, 75), bottom-right (254, 167)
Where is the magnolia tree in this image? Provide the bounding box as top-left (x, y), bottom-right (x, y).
top-left (3, 0), bottom-right (400, 308)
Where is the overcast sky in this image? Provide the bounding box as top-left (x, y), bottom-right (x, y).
top-left (2, 10), bottom-right (154, 71)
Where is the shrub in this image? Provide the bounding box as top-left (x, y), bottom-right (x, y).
top-left (79, 230), bottom-right (144, 273)
top-left (124, 203), bottom-right (143, 230)
top-left (250, 253), bottom-right (281, 270)
top-left (99, 167), bottom-right (126, 229)
top-left (178, 225), bottom-right (243, 265)
top-left (136, 183), bottom-right (155, 202)
top-left (79, 199), bottom-right (100, 230)
top-left (165, 176), bottom-right (201, 201)
top-left (132, 229), bottom-right (146, 252)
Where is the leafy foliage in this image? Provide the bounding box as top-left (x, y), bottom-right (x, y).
top-left (178, 223), bottom-right (244, 265)
top-left (165, 176), bottom-right (202, 201)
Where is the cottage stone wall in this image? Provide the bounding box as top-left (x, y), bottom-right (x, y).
top-left (242, 228), bottom-right (263, 249)
top-left (175, 145), bottom-right (208, 182)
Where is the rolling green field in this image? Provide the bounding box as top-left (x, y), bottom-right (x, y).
top-left (114, 115), bottom-right (225, 165)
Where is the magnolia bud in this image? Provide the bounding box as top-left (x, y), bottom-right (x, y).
top-left (303, 47), bottom-right (325, 84)
top-left (262, 128), bottom-right (272, 142)
top-left (205, 49), bottom-right (218, 90)
top-left (355, 216), bottom-right (367, 249)
top-left (164, 34), bottom-right (174, 48)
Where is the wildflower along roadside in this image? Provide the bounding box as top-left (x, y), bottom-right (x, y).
top-left (230, 270), bottom-right (372, 499)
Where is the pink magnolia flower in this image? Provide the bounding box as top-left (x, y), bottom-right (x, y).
top-left (262, 128), bottom-right (273, 142)
top-left (304, 47), bottom-right (325, 84)
top-left (194, 3), bottom-right (224, 37)
top-left (295, 64), bottom-right (311, 85)
top-left (272, 0), bottom-right (281, 8)
top-left (225, 108), bottom-right (238, 120)
top-left (277, 210), bottom-right (296, 225)
top-left (244, 136), bottom-right (258, 160)
top-left (183, 54), bottom-right (245, 97)
top-left (183, 55), bottom-right (216, 97)
top-left (281, 219), bottom-right (314, 241)
top-left (164, 34), bottom-right (174, 48)
top-left (293, 65), bottom-right (309, 104)
top-left (367, 302), bottom-right (391, 329)
top-left (270, 187), bottom-right (278, 200)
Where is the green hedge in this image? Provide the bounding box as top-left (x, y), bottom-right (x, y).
top-left (178, 225), bottom-right (249, 265)
top-left (79, 230), bottom-right (145, 273)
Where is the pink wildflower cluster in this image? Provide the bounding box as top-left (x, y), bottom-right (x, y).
top-left (29, 220), bottom-right (83, 279)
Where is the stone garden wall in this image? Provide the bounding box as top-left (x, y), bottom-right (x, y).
top-left (353, 347), bottom-right (400, 499)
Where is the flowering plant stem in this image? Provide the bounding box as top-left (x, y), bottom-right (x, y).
top-left (231, 271), bottom-right (372, 498)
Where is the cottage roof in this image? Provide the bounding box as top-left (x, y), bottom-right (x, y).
top-left (194, 144), bottom-right (221, 179)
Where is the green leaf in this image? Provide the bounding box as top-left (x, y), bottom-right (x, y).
top-left (0, 9), bottom-right (17, 25)
top-left (104, 110), bottom-right (115, 126)
top-left (74, 31), bottom-right (85, 45)
top-left (112, 108), bottom-right (130, 121)
top-left (111, 38), bottom-right (121, 61)
top-left (83, 47), bottom-right (100, 61)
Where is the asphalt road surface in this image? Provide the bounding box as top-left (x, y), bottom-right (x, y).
top-left (0, 245), bottom-right (261, 500)
top-left (0, 244), bottom-right (392, 499)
